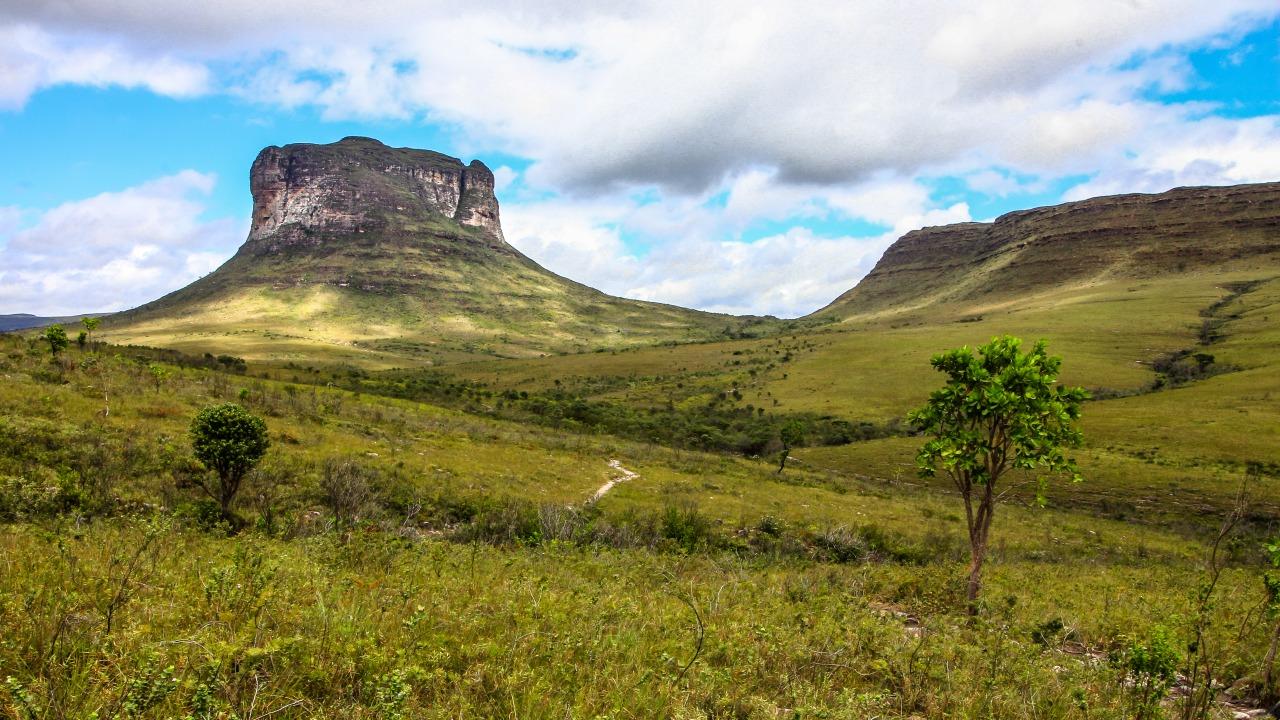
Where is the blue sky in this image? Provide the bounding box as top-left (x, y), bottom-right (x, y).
top-left (2, 2), bottom-right (1279, 317)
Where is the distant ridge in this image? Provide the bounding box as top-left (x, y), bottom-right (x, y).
top-left (0, 313), bottom-right (102, 333)
top-left (816, 182), bottom-right (1280, 318)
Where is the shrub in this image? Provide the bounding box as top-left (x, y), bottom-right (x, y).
top-left (320, 458), bottom-right (377, 529)
top-left (456, 498), bottom-right (541, 545)
top-left (42, 325), bottom-right (69, 358)
top-left (660, 503), bottom-right (716, 552)
top-left (189, 403), bottom-right (270, 522)
top-left (1111, 626), bottom-right (1180, 720)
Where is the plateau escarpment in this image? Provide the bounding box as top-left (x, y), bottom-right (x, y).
top-left (104, 137), bottom-right (767, 365)
top-left (246, 137), bottom-right (504, 251)
top-left (819, 182), bottom-right (1280, 317)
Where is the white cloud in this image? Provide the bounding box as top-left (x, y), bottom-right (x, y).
top-left (0, 172), bottom-right (244, 315)
top-left (2, 1), bottom-right (1277, 190)
top-left (0, 206), bottom-right (23, 236)
top-left (2, 1), bottom-right (1280, 316)
top-left (503, 173), bottom-right (972, 317)
top-left (491, 166), bottom-right (519, 193)
top-left (1063, 114), bottom-right (1280, 199)
top-left (0, 24), bottom-right (209, 109)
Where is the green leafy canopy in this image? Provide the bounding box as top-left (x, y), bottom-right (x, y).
top-left (190, 403), bottom-right (270, 485)
top-left (907, 335), bottom-right (1088, 499)
top-left (43, 324), bottom-right (69, 356)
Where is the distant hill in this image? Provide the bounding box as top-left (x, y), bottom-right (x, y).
top-left (815, 182), bottom-right (1280, 319)
top-left (103, 137), bottom-right (774, 366)
top-left (0, 313), bottom-right (101, 333)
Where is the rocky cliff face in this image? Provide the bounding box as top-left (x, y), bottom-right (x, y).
top-left (819, 182), bottom-right (1280, 316)
top-left (105, 136), bottom-right (753, 364)
top-left (245, 136), bottom-right (505, 254)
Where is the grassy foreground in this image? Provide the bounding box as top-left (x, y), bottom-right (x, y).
top-left (1, 327), bottom-right (1278, 718)
top-left (2, 521), bottom-right (1267, 719)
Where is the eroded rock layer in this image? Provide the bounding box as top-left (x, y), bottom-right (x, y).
top-left (820, 182), bottom-right (1280, 316)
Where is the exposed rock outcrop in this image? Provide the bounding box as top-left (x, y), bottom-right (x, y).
top-left (103, 136), bottom-right (757, 363)
top-left (246, 136), bottom-right (505, 254)
top-left (819, 182), bottom-right (1280, 317)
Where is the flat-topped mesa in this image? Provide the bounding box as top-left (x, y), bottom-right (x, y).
top-left (102, 135), bottom-right (753, 363)
top-left (246, 136), bottom-right (504, 254)
top-left (817, 181), bottom-right (1280, 317)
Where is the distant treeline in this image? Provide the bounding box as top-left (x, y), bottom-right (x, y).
top-left (339, 369), bottom-right (904, 456)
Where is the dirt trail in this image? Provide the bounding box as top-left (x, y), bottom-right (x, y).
top-left (588, 460), bottom-right (639, 503)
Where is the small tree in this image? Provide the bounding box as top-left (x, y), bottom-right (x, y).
top-left (148, 363), bottom-right (172, 393)
top-left (189, 403), bottom-right (270, 522)
top-left (908, 336), bottom-right (1086, 613)
top-left (81, 316), bottom-right (100, 349)
top-left (43, 324), bottom-right (69, 358)
top-left (777, 419), bottom-right (806, 474)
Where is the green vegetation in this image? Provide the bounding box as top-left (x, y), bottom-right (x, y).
top-left (4, 174), bottom-right (1280, 716)
top-left (1, 308), bottom-right (1278, 717)
top-left (777, 418), bottom-right (805, 474)
top-left (443, 272), bottom-right (1279, 529)
top-left (329, 366), bottom-right (891, 458)
top-left (42, 324), bottom-right (68, 358)
top-left (909, 336), bottom-right (1087, 611)
top-left (189, 403), bottom-right (270, 522)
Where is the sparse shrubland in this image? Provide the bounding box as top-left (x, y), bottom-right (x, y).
top-left (2, 270), bottom-right (1280, 717)
top-left (335, 366), bottom-right (899, 457)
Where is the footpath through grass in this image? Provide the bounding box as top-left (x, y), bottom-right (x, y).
top-left (2, 332), bottom-right (1279, 718)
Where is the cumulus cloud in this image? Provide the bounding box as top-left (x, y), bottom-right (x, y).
top-left (3, 1), bottom-right (1280, 315)
top-left (0, 24), bottom-right (209, 109)
top-left (491, 166), bottom-right (519, 193)
top-left (2, 1), bottom-right (1278, 189)
top-left (0, 206), bottom-right (23, 236)
top-left (1063, 114), bottom-right (1280, 199)
top-left (503, 174), bottom-right (971, 317)
top-left (0, 172), bottom-right (244, 315)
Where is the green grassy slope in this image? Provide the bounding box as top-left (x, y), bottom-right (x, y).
top-left (442, 265), bottom-right (1280, 522)
top-left (100, 138), bottom-right (778, 367)
top-left (815, 181), bottom-right (1280, 320)
top-left (1, 335), bottom-right (1274, 718)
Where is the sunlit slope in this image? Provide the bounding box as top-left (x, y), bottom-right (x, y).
top-left (451, 272), bottom-right (1263, 415)
top-left (0, 331), bottom-right (1209, 561)
top-left (815, 181), bottom-right (1280, 320)
top-left (797, 272), bottom-right (1279, 518)
top-left (102, 255), bottom-right (756, 369)
top-left (100, 137), bottom-right (771, 367)
top-left (445, 269), bottom-right (1279, 517)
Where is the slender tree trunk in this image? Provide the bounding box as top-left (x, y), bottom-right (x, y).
top-left (777, 447), bottom-right (789, 474)
top-left (219, 472), bottom-right (242, 523)
top-left (1264, 618), bottom-right (1280, 698)
top-left (966, 495), bottom-right (995, 616)
top-left (966, 538), bottom-right (986, 615)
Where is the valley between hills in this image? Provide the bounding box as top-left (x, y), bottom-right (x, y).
top-left (3, 137), bottom-right (1280, 718)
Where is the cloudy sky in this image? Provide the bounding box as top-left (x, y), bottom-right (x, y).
top-left (2, 1), bottom-right (1279, 317)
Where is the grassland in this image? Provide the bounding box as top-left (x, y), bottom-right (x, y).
top-left (441, 269), bottom-right (1280, 525)
top-left (3, 315), bottom-right (1279, 717)
top-left (10, 142), bottom-right (1280, 717)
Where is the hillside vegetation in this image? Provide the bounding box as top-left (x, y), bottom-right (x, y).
top-left (817, 182), bottom-right (1280, 319)
top-left (2, 318), bottom-right (1278, 717)
top-left (5, 158), bottom-right (1280, 717)
top-left (100, 138), bottom-right (777, 367)
top-left (441, 269), bottom-right (1279, 523)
